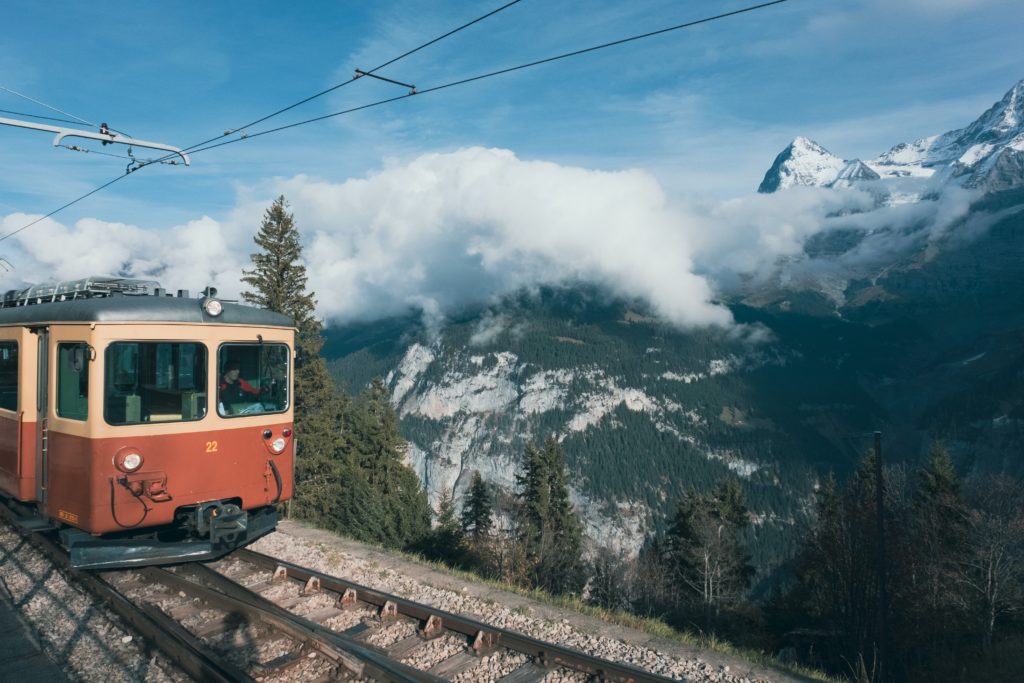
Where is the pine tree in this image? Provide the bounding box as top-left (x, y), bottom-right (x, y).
top-left (241, 196), bottom-right (334, 432)
top-left (346, 378), bottom-right (431, 549)
top-left (910, 445), bottom-right (968, 632)
top-left (418, 487), bottom-right (468, 566)
top-left (786, 453), bottom-right (899, 675)
top-left (515, 436), bottom-right (585, 595)
top-left (461, 470), bottom-right (494, 546)
top-left (539, 435), bottom-right (585, 594)
top-left (516, 441), bottom-right (550, 558)
top-left (240, 195), bottom-right (342, 523)
top-left (241, 195), bottom-right (316, 325)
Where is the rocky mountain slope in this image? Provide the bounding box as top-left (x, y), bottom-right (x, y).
top-left (325, 81), bottom-right (1024, 576)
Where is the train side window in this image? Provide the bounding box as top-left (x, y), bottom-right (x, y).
top-left (104, 342), bottom-right (208, 425)
top-left (217, 343), bottom-right (289, 417)
top-left (0, 341), bottom-right (17, 412)
top-left (57, 342), bottom-right (89, 420)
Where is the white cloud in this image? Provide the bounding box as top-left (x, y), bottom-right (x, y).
top-left (0, 147), bottom-right (986, 330)
top-left (274, 147), bottom-right (733, 328)
top-left (0, 213), bottom-right (245, 298)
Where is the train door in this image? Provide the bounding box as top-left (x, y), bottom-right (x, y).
top-left (34, 327), bottom-right (48, 509)
top-left (0, 329), bottom-right (22, 498)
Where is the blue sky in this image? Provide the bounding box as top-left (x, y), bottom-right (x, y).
top-left (1, 0), bottom-right (1022, 326)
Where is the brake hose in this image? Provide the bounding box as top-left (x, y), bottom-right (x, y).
top-left (109, 477), bottom-right (150, 528)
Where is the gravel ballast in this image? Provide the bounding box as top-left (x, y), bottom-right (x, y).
top-left (0, 518), bottom-right (817, 682)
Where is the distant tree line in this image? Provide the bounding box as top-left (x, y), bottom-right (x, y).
top-left (767, 446), bottom-right (1024, 682)
top-left (582, 446), bottom-right (1024, 683)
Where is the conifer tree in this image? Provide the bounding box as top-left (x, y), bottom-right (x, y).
top-left (786, 453), bottom-right (896, 675)
top-left (516, 441), bottom-right (550, 554)
top-left (461, 470), bottom-right (494, 546)
top-left (907, 444), bottom-right (969, 645)
top-left (515, 436), bottom-right (585, 595)
top-left (540, 435), bottom-right (585, 594)
top-left (240, 195), bottom-right (342, 523)
top-left (419, 488), bottom-right (467, 565)
top-left (241, 195), bottom-right (316, 322)
top-left (241, 196), bottom-right (334, 431)
top-left (346, 378), bottom-right (431, 548)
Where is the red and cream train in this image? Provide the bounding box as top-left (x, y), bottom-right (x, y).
top-left (0, 277), bottom-right (295, 568)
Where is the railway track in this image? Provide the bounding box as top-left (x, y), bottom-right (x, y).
top-left (3, 509), bottom-right (683, 682)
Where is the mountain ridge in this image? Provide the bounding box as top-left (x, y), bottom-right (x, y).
top-left (759, 79), bottom-right (1024, 193)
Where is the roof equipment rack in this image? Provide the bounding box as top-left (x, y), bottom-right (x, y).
top-left (1, 277), bottom-right (162, 308)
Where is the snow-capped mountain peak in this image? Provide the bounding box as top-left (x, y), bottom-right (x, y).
top-left (757, 137), bottom-right (846, 193)
top-left (962, 78), bottom-right (1024, 140)
top-left (872, 80), bottom-right (1024, 180)
top-left (761, 79), bottom-right (1024, 193)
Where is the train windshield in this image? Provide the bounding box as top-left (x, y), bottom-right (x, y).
top-left (217, 343), bottom-right (289, 417)
top-left (105, 342), bottom-right (208, 425)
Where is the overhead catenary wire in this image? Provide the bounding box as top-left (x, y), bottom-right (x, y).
top-left (1, 0), bottom-right (790, 243)
top-left (183, 1), bottom-right (791, 157)
top-left (0, 84), bottom-right (135, 138)
top-left (0, 0), bottom-right (528, 245)
top-left (0, 108), bottom-right (87, 126)
top-left (0, 174), bottom-right (130, 243)
top-left (0, 84), bottom-right (95, 127)
top-left (179, 0), bottom-right (526, 158)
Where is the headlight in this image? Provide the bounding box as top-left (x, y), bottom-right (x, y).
top-left (202, 298), bottom-right (223, 316)
top-left (270, 437), bottom-right (287, 454)
top-left (115, 448), bottom-right (144, 473)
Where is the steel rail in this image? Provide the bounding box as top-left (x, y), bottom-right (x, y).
top-left (150, 563), bottom-right (446, 683)
top-left (236, 547), bottom-right (682, 683)
top-left (0, 506), bottom-right (253, 683)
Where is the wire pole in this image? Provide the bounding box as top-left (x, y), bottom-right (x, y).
top-left (874, 431), bottom-right (888, 682)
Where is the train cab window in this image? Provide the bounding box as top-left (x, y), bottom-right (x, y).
top-left (57, 343), bottom-right (90, 420)
top-left (0, 341), bottom-right (17, 411)
top-left (217, 343), bottom-right (289, 417)
top-left (104, 342), bottom-right (208, 425)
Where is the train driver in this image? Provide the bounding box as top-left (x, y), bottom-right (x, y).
top-left (218, 360), bottom-right (265, 408)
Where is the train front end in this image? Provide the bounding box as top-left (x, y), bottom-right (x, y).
top-left (0, 282), bottom-right (296, 569)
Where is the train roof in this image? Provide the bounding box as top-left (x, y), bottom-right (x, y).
top-left (0, 294), bottom-right (294, 327)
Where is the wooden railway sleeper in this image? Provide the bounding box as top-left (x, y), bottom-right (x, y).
top-left (234, 549), bottom-right (682, 683)
top-left (145, 566), bottom-right (367, 679)
top-left (0, 505), bottom-right (253, 683)
top-left (174, 564), bottom-right (447, 683)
